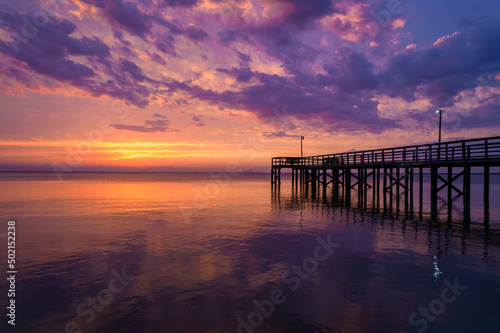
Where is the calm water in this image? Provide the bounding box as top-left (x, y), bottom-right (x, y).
top-left (0, 172), bottom-right (499, 333)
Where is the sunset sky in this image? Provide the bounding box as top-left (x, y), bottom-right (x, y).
top-left (0, 0), bottom-right (499, 172)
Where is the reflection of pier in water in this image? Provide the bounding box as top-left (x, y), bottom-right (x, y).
top-left (271, 176), bottom-right (500, 260)
top-left (271, 136), bottom-right (500, 226)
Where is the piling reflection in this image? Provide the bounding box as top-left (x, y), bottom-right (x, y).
top-left (272, 176), bottom-right (500, 260)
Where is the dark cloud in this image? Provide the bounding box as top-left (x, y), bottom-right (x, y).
top-left (458, 104), bottom-right (500, 129)
top-left (407, 100), bottom-right (500, 132)
top-left (380, 23), bottom-right (500, 106)
top-left (205, 16), bottom-right (498, 132)
top-left (217, 29), bottom-right (239, 44)
top-left (174, 44), bottom-right (394, 132)
top-left (155, 39), bottom-right (177, 56)
top-left (189, 114), bottom-right (205, 126)
top-left (148, 52), bottom-right (167, 65)
top-left (263, 131), bottom-right (297, 138)
top-left (255, 25), bottom-right (318, 64)
top-left (3, 66), bottom-right (37, 88)
top-left (0, 3), bottom-right (159, 107)
top-left (120, 58), bottom-right (148, 82)
top-left (236, 51), bottom-right (251, 63)
top-left (216, 66), bottom-right (253, 82)
top-left (158, 0), bottom-right (199, 8)
top-left (160, 22), bottom-right (209, 41)
top-left (146, 119), bottom-right (169, 127)
top-left (113, 30), bottom-right (132, 46)
top-left (102, 0), bottom-right (152, 37)
top-left (171, 62), bottom-right (396, 132)
top-left (0, 7), bottom-right (109, 85)
top-left (337, 0), bottom-right (408, 51)
top-left (111, 119), bottom-right (170, 132)
top-left (185, 26), bottom-right (208, 40)
top-left (280, 0), bottom-right (335, 25)
top-left (83, 0), bottom-right (207, 42)
top-left (317, 52), bottom-right (378, 91)
top-left (153, 113), bottom-right (167, 118)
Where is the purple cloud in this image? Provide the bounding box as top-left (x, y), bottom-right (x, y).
top-left (93, 0), bottom-right (152, 37)
top-left (236, 51), bottom-right (251, 63)
top-left (216, 66), bottom-right (253, 82)
top-left (280, 0), bottom-right (334, 25)
top-left (158, 0), bottom-right (199, 8)
top-left (83, 0), bottom-right (207, 42)
top-left (1, 0), bottom-right (499, 135)
top-left (111, 119), bottom-right (171, 132)
top-left (185, 26), bottom-right (208, 40)
top-left (120, 58), bottom-right (148, 82)
top-left (263, 131), bottom-right (298, 138)
top-left (380, 22), bottom-right (500, 106)
top-left (0, 8), bottom-right (108, 84)
top-left (155, 39), bottom-right (177, 56)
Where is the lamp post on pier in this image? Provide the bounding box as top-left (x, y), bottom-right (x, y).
top-left (301, 136), bottom-right (304, 158)
top-left (436, 109), bottom-right (442, 144)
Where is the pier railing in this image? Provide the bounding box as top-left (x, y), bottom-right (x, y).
top-left (272, 136), bottom-right (500, 168)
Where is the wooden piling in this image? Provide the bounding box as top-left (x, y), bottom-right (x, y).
top-left (431, 166), bottom-right (438, 219)
top-left (463, 165), bottom-right (471, 220)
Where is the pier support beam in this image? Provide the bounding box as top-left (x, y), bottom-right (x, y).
top-left (431, 166), bottom-right (438, 220)
top-left (376, 168), bottom-right (381, 209)
top-left (345, 168), bottom-right (351, 205)
top-left (404, 167), bottom-right (409, 213)
top-left (419, 167), bottom-right (423, 219)
top-left (334, 168), bottom-right (340, 194)
top-left (322, 168), bottom-right (327, 190)
top-left (410, 167), bottom-right (414, 214)
top-left (484, 166), bottom-right (490, 220)
top-left (448, 166), bottom-right (453, 213)
top-left (383, 167), bottom-right (387, 208)
top-left (463, 165), bottom-right (471, 221)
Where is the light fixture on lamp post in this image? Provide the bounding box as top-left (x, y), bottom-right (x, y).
top-left (435, 109), bottom-right (442, 144)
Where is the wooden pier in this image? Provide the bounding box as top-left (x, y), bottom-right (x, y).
top-left (271, 136), bottom-right (500, 221)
